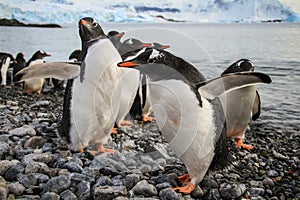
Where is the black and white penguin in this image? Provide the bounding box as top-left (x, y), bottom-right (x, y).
top-left (68, 49), bottom-right (82, 61)
top-left (106, 30), bottom-right (125, 50)
top-left (220, 59), bottom-right (265, 150)
top-left (13, 53), bottom-right (26, 80)
top-left (0, 53), bottom-right (14, 86)
top-left (119, 38), bottom-right (152, 59)
top-left (15, 17), bottom-right (139, 154)
top-left (117, 48), bottom-right (272, 194)
top-left (23, 50), bottom-right (51, 94)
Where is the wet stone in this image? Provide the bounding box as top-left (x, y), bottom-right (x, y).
top-left (76, 181), bottom-right (90, 200)
top-left (0, 160), bottom-right (19, 176)
top-left (62, 162), bottom-right (83, 173)
top-left (24, 136), bottom-right (47, 149)
top-left (0, 141), bottom-right (9, 159)
top-left (9, 125), bottom-right (36, 137)
top-left (123, 173), bottom-right (141, 190)
top-left (93, 185), bottom-right (127, 200)
top-left (17, 173), bottom-right (38, 187)
top-left (268, 170), bottom-right (279, 177)
top-left (262, 177), bottom-right (275, 187)
top-left (60, 189), bottom-right (77, 200)
top-left (94, 176), bottom-right (113, 187)
top-left (155, 182), bottom-right (172, 192)
top-left (0, 176), bottom-right (8, 200)
top-left (4, 163), bottom-right (25, 181)
top-left (219, 183), bottom-right (246, 199)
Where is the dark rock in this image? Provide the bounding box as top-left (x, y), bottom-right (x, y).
top-left (159, 188), bottom-right (182, 200)
top-left (131, 180), bottom-right (157, 197)
top-left (203, 188), bottom-right (221, 200)
top-left (200, 178), bottom-right (219, 188)
top-left (190, 185), bottom-right (204, 199)
top-left (155, 182), bottom-right (172, 191)
top-left (156, 174), bottom-right (177, 187)
top-left (219, 183), bottom-right (246, 199)
top-left (94, 176), bottom-right (113, 187)
top-left (76, 181), bottom-right (90, 200)
top-left (62, 162), bottom-right (83, 173)
top-left (35, 173), bottom-right (50, 183)
top-left (70, 172), bottom-right (94, 184)
top-left (93, 185), bottom-right (127, 200)
top-left (17, 173), bottom-right (38, 187)
top-left (250, 187), bottom-right (265, 196)
top-left (267, 170), bottom-right (279, 177)
top-left (123, 173), bottom-right (141, 190)
top-left (0, 176), bottom-right (8, 200)
top-left (0, 160), bottom-right (19, 176)
top-left (4, 163), bottom-right (24, 181)
top-left (24, 136), bottom-right (47, 149)
top-left (42, 175), bottom-right (71, 194)
top-left (0, 142), bottom-right (9, 159)
top-left (0, 18), bottom-right (62, 28)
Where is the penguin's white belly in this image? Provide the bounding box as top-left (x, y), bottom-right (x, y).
top-left (220, 85), bottom-right (256, 139)
top-left (149, 79), bottom-right (216, 184)
top-left (115, 68), bottom-right (139, 125)
top-left (142, 77), bottom-right (152, 117)
top-left (1, 57), bottom-right (11, 85)
top-left (69, 39), bottom-right (123, 150)
top-left (24, 79), bottom-right (45, 92)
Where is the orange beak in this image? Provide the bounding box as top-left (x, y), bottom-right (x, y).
top-left (141, 43), bottom-right (152, 47)
top-left (118, 61), bottom-right (141, 68)
top-left (80, 19), bottom-right (88, 25)
top-left (161, 45), bottom-right (170, 49)
top-left (117, 32), bottom-right (125, 37)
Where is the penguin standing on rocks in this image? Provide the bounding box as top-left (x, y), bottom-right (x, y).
top-left (13, 53), bottom-right (26, 80)
top-left (23, 50), bottom-right (51, 94)
top-left (15, 17), bottom-right (139, 154)
top-left (220, 59), bottom-right (265, 150)
top-left (118, 48), bottom-right (272, 194)
top-left (0, 53), bottom-right (14, 86)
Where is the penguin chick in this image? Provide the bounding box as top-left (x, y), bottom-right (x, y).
top-left (22, 50), bottom-right (51, 94)
top-left (220, 59), bottom-right (267, 150)
top-left (117, 48), bottom-right (272, 194)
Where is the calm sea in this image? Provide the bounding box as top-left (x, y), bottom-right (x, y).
top-left (0, 23), bottom-right (299, 129)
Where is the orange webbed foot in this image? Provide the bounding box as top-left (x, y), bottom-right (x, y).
top-left (142, 116), bottom-right (156, 123)
top-left (120, 120), bottom-right (132, 126)
top-left (173, 182), bottom-right (195, 194)
top-left (235, 138), bottom-right (254, 150)
top-left (97, 144), bottom-right (115, 154)
top-left (111, 128), bottom-right (118, 135)
top-left (177, 174), bottom-right (191, 184)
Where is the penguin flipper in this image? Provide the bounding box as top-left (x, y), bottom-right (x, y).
top-left (14, 62), bottom-right (81, 82)
top-left (251, 90), bottom-right (261, 121)
top-left (197, 71), bottom-right (272, 100)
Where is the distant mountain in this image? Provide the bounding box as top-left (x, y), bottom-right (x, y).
top-left (0, 0), bottom-right (299, 24)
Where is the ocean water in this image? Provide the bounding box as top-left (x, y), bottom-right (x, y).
top-left (0, 23), bottom-right (299, 130)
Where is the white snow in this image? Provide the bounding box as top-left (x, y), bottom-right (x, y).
top-left (0, 0), bottom-right (299, 24)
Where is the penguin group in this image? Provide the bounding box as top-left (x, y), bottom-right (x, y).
top-left (12, 17), bottom-right (272, 194)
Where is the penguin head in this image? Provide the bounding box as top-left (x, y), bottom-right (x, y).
top-left (16, 52), bottom-right (25, 60)
top-left (152, 42), bottom-right (170, 50)
top-left (68, 49), bottom-right (82, 61)
top-left (221, 59), bottom-right (254, 76)
top-left (79, 17), bottom-right (105, 42)
top-left (106, 30), bottom-right (124, 39)
top-left (32, 50), bottom-right (51, 60)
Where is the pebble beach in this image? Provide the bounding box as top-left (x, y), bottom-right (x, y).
top-left (0, 84), bottom-right (299, 200)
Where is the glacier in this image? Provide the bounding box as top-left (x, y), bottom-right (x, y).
top-left (0, 0), bottom-right (299, 24)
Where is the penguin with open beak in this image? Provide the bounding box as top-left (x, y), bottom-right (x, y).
top-left (220, 59), bottom-right (265, 150)
top-left (117, 48), bottom-right (272, 194)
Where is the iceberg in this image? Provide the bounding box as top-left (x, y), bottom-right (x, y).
top-left (0, 0), bottom-right (298, 24)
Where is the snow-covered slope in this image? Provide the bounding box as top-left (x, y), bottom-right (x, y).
top-left (0, 0), bottom-right (299, 24)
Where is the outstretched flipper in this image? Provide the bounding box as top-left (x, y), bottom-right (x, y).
top-left (251, 90), bottom-right (261, 121)
top-left (14, 62), bottom-right (81, 82)
top-left (196, 72), bottom-right (272, 100)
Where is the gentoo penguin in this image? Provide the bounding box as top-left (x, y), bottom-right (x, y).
top-left (106, 31), bottom-right (125, 50)
top-left (117, 48), bottom-right (272, 194)
top-left (23, 50), bottom-right (51, 94)
top-left (119, 38), bottom-right (152, 59)
top-left (15, 17), bottom-right (139, 154)
top-left (68, 49), bottom-right (82, 61)
top-left (220, 59), bottom-right (265, 150)
top-left (13, 53), bottom-right (26, 80)
top-left (0, 53), bottom-right (14, 86)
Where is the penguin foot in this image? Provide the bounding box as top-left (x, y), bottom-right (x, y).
top-left (177, 174), bottom-right (191, 184)
top-left (98, 144), bottom-right (115, 154)
top-left (235, 138), bottom-right (254, 150)
top-left (173, 182), bottom-right (195, 194)
top-left (120, 120), bottom-right (132, 126)
top-left (112, 128), bottom-right (118, 134)
top-left (142, 116), bottom-right (156, 123)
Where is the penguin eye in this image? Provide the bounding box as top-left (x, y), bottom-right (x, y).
top-left (92, 22), bottom-right (98, 27)
top-left (147, 58), bottom-right (156, 64)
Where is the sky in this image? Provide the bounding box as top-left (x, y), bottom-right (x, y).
top-left (279, 0), bottom-right (300, 13)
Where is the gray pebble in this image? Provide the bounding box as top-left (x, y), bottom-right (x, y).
top-left (17, 173), bottom-right (38, 187)
top-left (155, 182), bottom-right (172, 191)
top-left (30, 100), bottom-right (50, 108)
top-left (70, 172), bottom-right (94, 184)
top-left (159, 188), bottom-right (182, 200)
top-left (77, 181), bottom-right (90, 200)
top-left (93, 185), bottom-right (127, 200)
top-left (9, 125), bottom-right (36, 137)
top-left (0, 141), bottom-right (9, 159)
top-left (0, 160), bottom-right (19, 176)
top-left (95, 176), bottom-right (113, 187)
top-left (219, 183), bottom-right (246, 199)
top-left (4, 163), bottom-right (24, 181)
top-left (131, 180), bottom-right (158, 197)
top-left (62, 162), bottom-right (83, 173)
top-left (8, 182), bottom-right (25, 196)
top-left (123, 173), bottom-right (141, 190)
top-left (60, 189), bottom-right (77, 200)
top-left (0, 176), bottom-right (8, 200)
top-left (262, 177), bottom-right (275, 187)
top-left (35, 173), bottom-right (50, 183)
top-left (200, 178), bottom-right (218, 188)
top-left (203, 188), bottom-right (221, 200)
top-left (41, 192), bottom-right (60, 200)
top-left (267, 170), bottom-right (279, 177)
top-left (42, 175), bottom-right (71, 195)
top-left (24, 136), bottom-right (47, 149)
top-left (250, 187), bottom-right (265, 196)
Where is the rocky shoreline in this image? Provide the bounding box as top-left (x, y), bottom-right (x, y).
top-left (0, 19), bottom-right (61, 28)
top-left (0, 85), bottom-right (299, 199)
